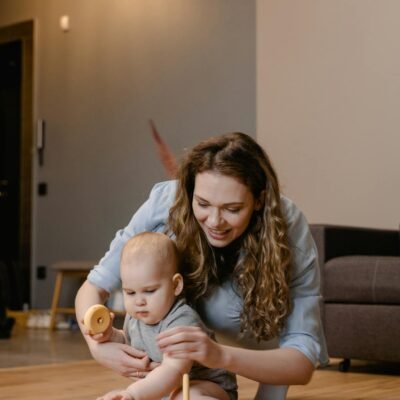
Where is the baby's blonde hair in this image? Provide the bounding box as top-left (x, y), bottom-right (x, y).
top-left (121, 232), bottom-right (180, 274)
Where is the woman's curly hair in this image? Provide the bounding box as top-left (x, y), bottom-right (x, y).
top-left (167, 132), bottom-right (292, 341)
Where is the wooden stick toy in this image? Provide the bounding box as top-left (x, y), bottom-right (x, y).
top-left (182, 373), bottom-right (190, 400)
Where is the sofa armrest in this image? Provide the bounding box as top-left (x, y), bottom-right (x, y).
top-left (310, 224), bottom-right (399, 265)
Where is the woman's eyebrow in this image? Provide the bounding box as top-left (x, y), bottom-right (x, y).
top-left (193, 194), bottom-right (244, 206)
top-left (193, 194), bottom-right (208, 202)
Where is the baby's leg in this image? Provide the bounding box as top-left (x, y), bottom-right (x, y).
top-left (171, 379), bottom-right (230, 400)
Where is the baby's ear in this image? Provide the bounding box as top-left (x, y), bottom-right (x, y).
top-left (172, 273), bottom-right (184, 296)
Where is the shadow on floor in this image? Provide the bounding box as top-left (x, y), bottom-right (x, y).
top-left (320, 358), bottom-right (400, 376)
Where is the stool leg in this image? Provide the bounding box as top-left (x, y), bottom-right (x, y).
top-left (50, 271), bottom-right (63, 330)
top-left (339, 358), bottom-right (351, 372)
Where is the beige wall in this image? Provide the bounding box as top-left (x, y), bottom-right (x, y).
top-left (0, 0), bottom-right (255, 307)
top-left (257, 0), bottom-right (400, 229)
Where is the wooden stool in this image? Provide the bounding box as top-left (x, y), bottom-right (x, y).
top-left (49, 261), bottom-right (95, 330)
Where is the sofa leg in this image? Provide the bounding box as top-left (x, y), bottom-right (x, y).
top-left (338, 358), bottom-right (351, 372)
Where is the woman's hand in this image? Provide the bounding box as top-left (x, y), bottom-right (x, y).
top-left (87, 339), bottom-right (160, 378)
top-left (157, 326), bottom-right (225, 369)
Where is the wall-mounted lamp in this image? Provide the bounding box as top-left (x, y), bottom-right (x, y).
top-left (60, 15), bottom-right (70, 32)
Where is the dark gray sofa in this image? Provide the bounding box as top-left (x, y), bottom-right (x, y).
top-left (309, 224), bottom-right (400, 371)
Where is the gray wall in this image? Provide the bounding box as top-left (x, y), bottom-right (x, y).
top-left (0, 0), bottom-right (256, 308)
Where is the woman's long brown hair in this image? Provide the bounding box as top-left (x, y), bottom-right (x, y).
top-left (168, 132), bottom-right (292, 341)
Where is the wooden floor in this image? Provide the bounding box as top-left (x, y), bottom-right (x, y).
top-left (0, 325), bottom-right (91, 368)
top-left (0, 326), bottom-right (399, 399)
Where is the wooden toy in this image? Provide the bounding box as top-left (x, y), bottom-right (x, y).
top-left (83, 304), bottom-right (111, 334)
top-left (182, 373), bottom-right (190, 400)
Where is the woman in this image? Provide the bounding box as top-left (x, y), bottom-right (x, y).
top-left (76, 132), bottom-right (328, 400)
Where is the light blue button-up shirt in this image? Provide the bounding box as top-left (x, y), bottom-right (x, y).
top-left (88, 180), bottom-right (329, 369)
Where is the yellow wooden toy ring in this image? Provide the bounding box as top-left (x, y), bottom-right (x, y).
top-left (84, 304), bottom-right (111, 334)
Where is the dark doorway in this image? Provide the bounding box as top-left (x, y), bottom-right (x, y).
top-left (0, 40), bottom-right (22, 308)
top-left (0, 21), bottom-right (33, 310)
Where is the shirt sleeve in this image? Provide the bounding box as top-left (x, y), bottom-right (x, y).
top-left (87, 180), bottom-right (177, 293)
top-left (163, 301), bottom-right (204, 331)
top-left (278, 197), bottom-right (329, 367)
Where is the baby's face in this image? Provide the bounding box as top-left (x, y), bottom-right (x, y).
top-left (121, 251), bottom-right (181, 325)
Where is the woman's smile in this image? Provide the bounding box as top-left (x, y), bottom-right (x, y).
top-left (206, 227), bottom-right (231, 240)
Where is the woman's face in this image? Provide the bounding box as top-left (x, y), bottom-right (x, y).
top-left (192, 171), bottom-right (262, 248)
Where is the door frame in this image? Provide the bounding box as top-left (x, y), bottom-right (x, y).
top-left (0, 20), bottom-right (34, 305)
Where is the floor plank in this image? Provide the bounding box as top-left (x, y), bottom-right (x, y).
top-left (0, 326), bottom-right (91, 368)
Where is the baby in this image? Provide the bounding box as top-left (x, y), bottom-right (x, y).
top-left (90, 232), bottom-right (237, 400)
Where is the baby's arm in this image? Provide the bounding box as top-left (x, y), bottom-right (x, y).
top-left (99, 356), bottom-right (192, 400)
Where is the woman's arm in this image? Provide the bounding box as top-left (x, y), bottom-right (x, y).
top-left (279, 197), bottom-right (329, 367)
top-left (218, 344), bottom-right (314, 385)
top-left (157, 326), bottom-right (314, 385)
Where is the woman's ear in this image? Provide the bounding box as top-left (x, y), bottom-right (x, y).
top-left (255, 190), bottom-right (266, 211)
top-left (172, 273), bottom-right (184, 296)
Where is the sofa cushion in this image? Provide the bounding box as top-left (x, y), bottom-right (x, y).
top-left (324, 256), bottom-right (400, 304)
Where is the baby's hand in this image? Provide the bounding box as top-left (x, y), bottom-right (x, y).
top-left (96, 389), bottom-right (134, 400)
top-left (84, 326), bottom-right (113, 343)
